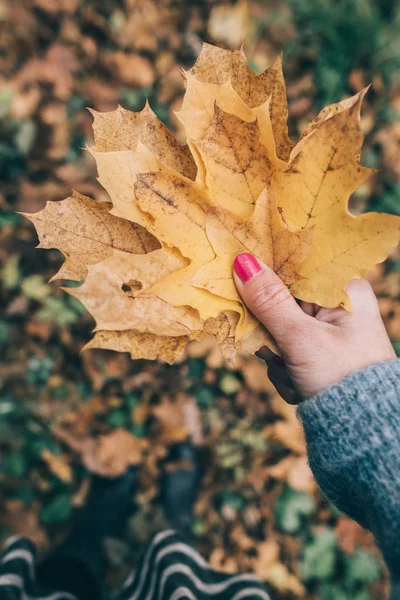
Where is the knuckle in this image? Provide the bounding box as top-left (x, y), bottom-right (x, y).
top-left (251, 280), bottom-right (291, 316)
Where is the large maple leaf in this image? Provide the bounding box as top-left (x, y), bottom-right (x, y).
top-left (25, 43), bottom-right (400, 363)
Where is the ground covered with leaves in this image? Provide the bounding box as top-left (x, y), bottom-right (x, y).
top-left (1, 1), bottom-right (400, 599)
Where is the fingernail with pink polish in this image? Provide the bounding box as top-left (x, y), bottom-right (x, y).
top-left (233, 253), bottom-right (262, 283)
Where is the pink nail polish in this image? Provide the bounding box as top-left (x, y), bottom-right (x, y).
top-left (233, 253), bottom-right (262, 283)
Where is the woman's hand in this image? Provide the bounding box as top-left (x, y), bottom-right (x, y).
top-left (233, 253), bottom-right (395, 403)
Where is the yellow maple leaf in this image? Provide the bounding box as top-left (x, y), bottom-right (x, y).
top-left (189, 187), bottom-right (312, 301)
top-left (24, 43), bottom-right (399, 364)
top-left (133, 156), bottom-right (309, 340)
top-left (188, 43), bottom-right (294, 161)
top-left (274, 96), bottom-right (400, 308)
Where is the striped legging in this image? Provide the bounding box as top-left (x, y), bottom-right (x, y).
top-left (0, 531), bottom-right (270, 600)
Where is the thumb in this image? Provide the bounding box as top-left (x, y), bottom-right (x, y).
top-left (233, 253), bottom-right (310, 351)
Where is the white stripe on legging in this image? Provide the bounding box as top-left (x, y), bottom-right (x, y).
top-left (121, 568), bottom-right (137, 590)
top-left (125, 540), bottom-right (261, 600)
top-left (169, 586), bottom-right (197, 600)
top-left (169, 588), bottom-right (271, 600)
top-left (126, 541), bottom-right (229, 599)
top-left (0, 549), bottom-right (35, 580)
top-left (121, 530), bottom-right (176, 595)
top-left (155, 564), bottom-right (264, 600)
top-left (232, 588), bottom-right (271, 600)
top-left (0, 573), bottom-right (77, 600)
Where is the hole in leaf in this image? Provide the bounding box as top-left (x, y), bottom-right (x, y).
top-left (121, 280), bottom-right (143, 298)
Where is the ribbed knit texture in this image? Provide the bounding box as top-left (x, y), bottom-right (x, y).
top-left (298, 359), bottom-right (400, 593)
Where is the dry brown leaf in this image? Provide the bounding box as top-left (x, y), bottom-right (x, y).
top-left (252, 539), bottom-right (280, 579)
top-left (22, 190), bottom-right (159, 281)
top-left (83, 429), bottom-right (148, 477)
top-left (336, 516), bottom-right (376, 554)
top-left (90, 102), bottom-right (197, 181)
top-left (238, 357), bottom-right (276, 393)
top-left (378, 297), bottom-right (400, 339)
top-left (41, 449), bottom-right (73, 484)
top-left (109, 52), bottom-right (155, 87)
top-left (208, 1), bottom-right (250, 49)
top-left (266, 562), bottom-right (305, 596)
top-left (68, 248), bottom-right (201, 336)
top-left (267, 456), bottom-right (314, 493)
top-left (266, 397), bottom-right (307, 454)
top-left (268, 420), bottom-right (306, 455)
top-left (84, 330), bottom-right (192, 365)
top-left (1, 500), bottom-right (47, 549)
top-left (25, 42), bottom-right (400, 364)
top-left (152, 395), bottom-right (189, 443)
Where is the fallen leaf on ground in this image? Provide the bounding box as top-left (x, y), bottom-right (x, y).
top-left (41, 449), bottom-right (73, 484)
top-left (266, 562), bottom-right (305, 596)
top-left (152, 395), bottom-right (189, 443)
top-left (85, 429), bottom-right (147, 477)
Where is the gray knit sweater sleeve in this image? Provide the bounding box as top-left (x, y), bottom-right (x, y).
top-left (297, 359), bottom-right (400, 585)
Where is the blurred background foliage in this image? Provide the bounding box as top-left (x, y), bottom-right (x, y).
top-left (0, 1), bottom-right (399, 599)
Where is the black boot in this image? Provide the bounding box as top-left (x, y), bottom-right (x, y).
top-left (37, 467), bottom-right (138, 600)
top-left (160, 443), bottom-right (203, 540)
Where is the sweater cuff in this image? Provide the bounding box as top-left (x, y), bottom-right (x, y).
top-left (297, 359), bottom-right (400, 459)
top-left (297, 359), bottom-right (400, 583)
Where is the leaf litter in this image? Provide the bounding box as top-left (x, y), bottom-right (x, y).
top-left (2, 3), bottom-right (399, 599)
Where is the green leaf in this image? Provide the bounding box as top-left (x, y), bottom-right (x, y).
top-left (0, 320), bottom-right (10, 346)
top-left (11, 486), bottom-right (35, 504)
top-left (125, 394), bottom-right (140, 410)
top-left (320, 583), bottom-right (371, 600)
top-left (219, 373), bottom-right (241, 395)
top-left (0, 212), bottom-right (22, 228)
top-left (0, 86), bottom-right (13, 118)
top-left (0, 395), bottom-right (19, 417)
top-left (1, 450), bottom-right (28, 477)
top-left (130, 423), bottom-right (146, 438)
top-left (216, 442), bottom-right (243, 468)
top-left (119, 87), bottom-right (153, 111)
top-left (67, 95), bottom-right (88, 119)
top-left (301, 528), bottom-right (337, 581)
top-left (107, 409), bottom-right (128, 428)
top-left (36, 296), bottom-right (80, 327)
top-left (29, 436), bottom-right (57, 459)
top-left (192, 518), bottom-right (207, 536)
top-left (196, 387), bottom-right (215, 409)
top-left (188, 358), bottom-right (206, 379)
top-left (21, 275), bottom-right (51, 301)
top-left (41, 493), bottom-right (72, 525)
top-left (2, 255), bottom-right (21, 289)
top-left (26, 356), bottom-right (54, 385)
top-left (344, 549), bottom-right (381, 585)
top-left (368, 184), bottom-right (400, 216)
top-left (219, 489), bottom-right (245, 511)
top-left (275, 485), bottom-right (315, 534)
top-left (15, 120), bottom-right (36, 155)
